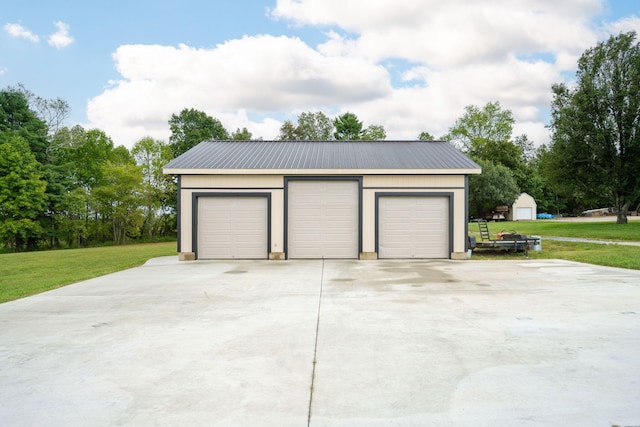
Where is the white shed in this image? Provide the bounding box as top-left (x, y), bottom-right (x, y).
top-left (509, 193), bottom-right (537, 221)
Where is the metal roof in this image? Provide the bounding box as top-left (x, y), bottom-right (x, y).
top-left (163, 140), bottom-right (481, 171)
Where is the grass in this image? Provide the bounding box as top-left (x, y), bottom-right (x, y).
top-left (469, 220), bottom-right (640, 270)
top-left (0, 242), bottom-right (176, 304)
top-left (3, 220), bottom-right (640, 304)
top-left (473, 220), bottom-right (640, 241)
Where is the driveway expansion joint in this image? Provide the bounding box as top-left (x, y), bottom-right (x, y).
top-left (307, 259), bottom-right (325, 426)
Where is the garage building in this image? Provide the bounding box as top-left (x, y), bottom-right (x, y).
top-left (163, 140), bottom-right (481, 260)
top-left (508, 192), bottom-right (537, 221)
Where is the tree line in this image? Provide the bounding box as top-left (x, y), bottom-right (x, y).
top-left (0, 92), bottom-right (387, 252)
top-left (1, 32), bottom-right (638, 251)
top-left (423, 31), bottom-right (640, 224)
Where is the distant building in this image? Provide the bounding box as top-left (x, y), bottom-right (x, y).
top-left (508, 193), bottom-right (537, 221)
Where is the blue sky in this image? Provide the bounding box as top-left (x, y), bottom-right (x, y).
top-left (1, 0), bottom-right (639, 148)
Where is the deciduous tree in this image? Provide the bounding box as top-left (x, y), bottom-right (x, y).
top-left (132, 137), bottom-right (176, 236)
top-left (468, 159), bottom-right (520, 219)
top-left (446, 101), bottom-right (522, 170)
top-left (13, 84), bottom-right (70, 136)
top-left (549, 32), bottom-right (640, 223)
top-left (168, 108), bottom-right (229, 157)
top-left (277, 120), bottom-right (298, 140)
top-left (92, 161), bottom-right (144, 244)
top-left (277, 112), bottom-right (334, 140)
top-left (296, 111), bottom-right (334, 140)
top-left (418, 131), bottom-right (435, 140)
top-left (231, 127), bottom-right (253, 140)
top-left (0, 136), bottom-right (47, 251)
top-left (361, 124), bottom-right (387, 140)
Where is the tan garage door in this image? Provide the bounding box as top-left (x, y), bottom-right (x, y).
top-left (288, 181), bottom-right (358, 259)
top-left (198, 197), bottom-right (268, 259)
top-left (378, 196), bottom-right (449, 259)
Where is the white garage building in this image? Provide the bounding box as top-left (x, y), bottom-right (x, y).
top-left (163, 140), bottom-right (481, 260)
top-left (508, 192), bottom-right (538, 221)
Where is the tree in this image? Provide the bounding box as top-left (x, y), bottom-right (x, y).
top-left (168, 108), bottom-right (229, 158)
top-left (92, 162), bottom-right (144, 244)
top-left (13, 84), bottom-right (70, 136)
top-left (132, 137), bottom-right (176, 237)
top-left (418, 131), bottom-right (435, 140)
top-left (468, 159), bottom-right (520, 219)
top-left (296, 111), bottom-right (334, 140)
top-left (52, 125), bottom-right (136, 244)
top-left (277, 120), bottom-right (298, 140)
top-left (58, 126), bottom-right (116, 189)
top-left (0, 88), bottom-right (49, 163)
top-left (445, 101), bottom-right (545, 218)
top-left (0, 135), bottom-right (47, 251)
top-left (549, 32), bottom-right (640, 223)
top-left (231, 127), bottom-right (253, 140)
top-left (334, 112), bottom-right (363, 140)
top-left (361, 124), bottom-right (387, 140)
top-left (446, 101), bottom-right (522, 170)
top-left (277, 111), bottom-right (334, 140)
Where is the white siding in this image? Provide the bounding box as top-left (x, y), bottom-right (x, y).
top-left (378, 196), bottom-right (449, 259)
top-left (198, 197), bottom-right (268, 259)
top-left (288, 181), bottom-right (358, 258)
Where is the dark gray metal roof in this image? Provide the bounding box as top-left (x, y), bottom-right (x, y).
top-left (163, 140), bottom-right (480, 171)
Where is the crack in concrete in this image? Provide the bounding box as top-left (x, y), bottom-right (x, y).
top-left (307, 259), bottom-right (324, 427)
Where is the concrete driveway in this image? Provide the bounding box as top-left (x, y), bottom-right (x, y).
top-left (1, 258), bottom-right (639, 426)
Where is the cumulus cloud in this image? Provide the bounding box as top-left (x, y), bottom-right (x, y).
top-left (269, 0), bottom-right (612, 144)
top-left (4, 23), bottom-right (39, 42)
top-left (602, 15), bottom-right (640, 35)
top-left (47, 21), bottom-right (74, 49)
top-left (273, 0), bottom-right (601, 67)
top-left (87, 35), bottom-right (391, 146)
top-left (88, 0), bottom-right (632, 148)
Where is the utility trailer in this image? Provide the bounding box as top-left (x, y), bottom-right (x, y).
top-left (472, 219), bottom-right (541, 253)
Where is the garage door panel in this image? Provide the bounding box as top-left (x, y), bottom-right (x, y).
top-left (325, 234), bottom-right (355, 243)
top-left (288, 181), bottom-right (358, 259)
top-left (379, 196), bottom-right (449, 259)
top-left (198, 197), bottom-right (268, 259)
top-left (517, 207), bottom-right (532, 220)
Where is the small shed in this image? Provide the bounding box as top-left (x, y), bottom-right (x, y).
top-left (163, 140), bottom-right (481, 261)
top-left (508, 192), bottom-right (537, 221)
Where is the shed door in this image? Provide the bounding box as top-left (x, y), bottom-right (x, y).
top-left (198, 197), bottom-right (268, 259)
top-left (516, 207), bottom-right (532, 221)
top-left (288, 181), bottom-right (358, 259)
top-left (378, 196), bottom-right (449, 259)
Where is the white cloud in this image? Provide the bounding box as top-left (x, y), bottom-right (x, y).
top-left (274, 0), bottom-right (601, 68)
top-left (47, 21), bottom-right (74, 49)
top-left (87, 36), bottom-right (391, 147)
top-left (4, 23), bottom-right (39, 42)
top-left (0, 66), bottom-right (7, 75)
top-left (602, 15), bottom-right (640, 35)
top-left (88, 0), bottom-right (635, 149)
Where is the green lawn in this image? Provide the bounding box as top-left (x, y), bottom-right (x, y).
top-left (472, 220), bottom-right (640, 241)
top-left (469, 220), bottom-right (640, 270)
top-left (3, 221), bottom-right (640, 304)
top-left (0, 242), bottom-right (176, 304)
